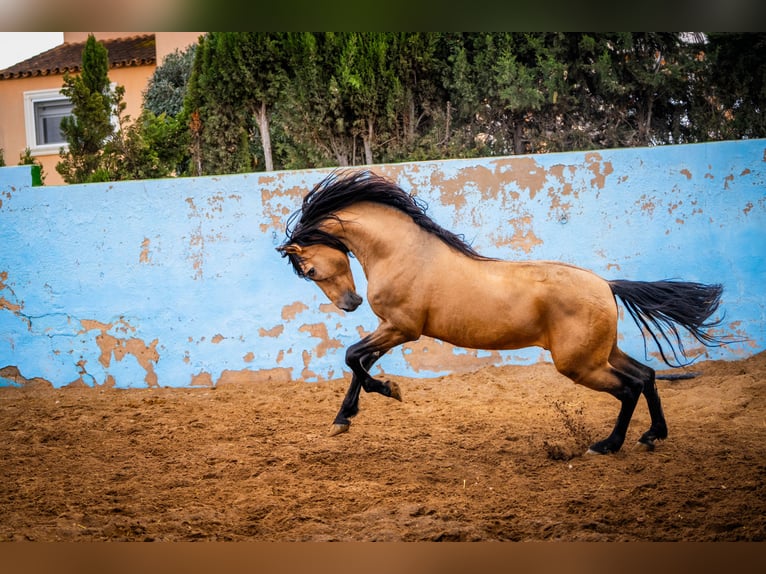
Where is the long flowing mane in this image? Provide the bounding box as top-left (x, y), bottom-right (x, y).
top-left (279, 170), bottom-right (490, 275)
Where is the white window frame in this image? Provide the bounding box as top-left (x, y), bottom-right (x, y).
top-left (23, 88), bottom-right (73, 156)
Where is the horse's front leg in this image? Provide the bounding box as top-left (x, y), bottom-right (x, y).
top-left (329, 325), bottom-right (410, 436)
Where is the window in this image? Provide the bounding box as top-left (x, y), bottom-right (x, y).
top-left (24, 89), bottom-right (73, 154)
top-left (34, 100), bottom-right (71, 145)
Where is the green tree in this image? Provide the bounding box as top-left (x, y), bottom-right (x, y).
top-left (564, 33), bottom-right (698, 148)
top-left (183, 33), bottom-right (286, 175)
top-left (142, 44), bottom-right (195, 176)
top-left (280, 32), bottom-right (356, 167)
top-left (339, 33), bottom-right (401, 165)
top-left (696, 33), bottom-right (766, 140)
top-left (56, 34), bottom-right (121, 183)
top-left (384, 33), bottom-right (447, 161)
top-left (235, 33), bottom-right (286, 172)
top-left (174, 33), bottom-right (764, 176)
top-left (144, 45), bottom-right (197, 117)
top-left (184, 33), bottom-right (254, 175)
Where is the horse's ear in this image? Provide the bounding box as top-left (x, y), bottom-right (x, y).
top-left (277, 244), bottom-right (303, 256)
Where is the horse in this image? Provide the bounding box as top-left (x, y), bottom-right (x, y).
top-left (277, 170), bottom-right (726, 455)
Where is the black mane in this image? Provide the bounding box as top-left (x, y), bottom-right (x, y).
top-left (278, 170), bottom-right (489, 276)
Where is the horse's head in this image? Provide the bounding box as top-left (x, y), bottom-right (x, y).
top-left (278, 243), bottom-right (363, 312)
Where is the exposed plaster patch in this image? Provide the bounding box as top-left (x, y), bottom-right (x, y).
top-left (638, 195), bottom-right (656, 216)
top-left (583, 153), bottom-right (614, 189)
top-left (139, 238), bottom-right (152, 264)
top-left (259, 325), bottom-right (284, 338)
top-left (0, 365), bottom-right (52, 388)
top-left (498, 157), bottom-right (548, 199)
top-left (191, 372), bottom-right (214, 387)
top-left (260, 184), bottom-right (306, 233)
top-left (546, 188), bottom-right (572, 218)
top-left (300, 349), bottom-right (319, 380)
top-left (186, 198), bottom-right (205, 279)
top-left (299, 323), bottom-right (343, 358)
top-left (401, 338), bottom-right (502, 374)
top-left (184, 195), bottom-right (231, 279)
top-left (0, 271), bottom-right (23, 315)
top-left (0, 295), bottom-right (22, 313)
top-left (282, 301), bottom-right (308, 321)
top-left (319, 303), bottom-right (345, 316)
top-left (431, 171), bottom-right (467, 211)
top-left (80, 319), bottom-right (160, 387)
top-left (548, 164), bottom-right (576, 189)
top-left (80, 319), bottom-right (112, 333)
top-left (492, 216), bottom-right (543, 253)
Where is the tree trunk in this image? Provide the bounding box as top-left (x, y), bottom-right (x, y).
top-left (643, 96), bottom-right (654, 146)
top-left (513, 120), bottom-right (525, 155)
top-left (256, 101), bottom-right (274, 172)
top-left (329, 135), bottom-right (349, 166)
top-left (363, 118), bottom-right (374, 165)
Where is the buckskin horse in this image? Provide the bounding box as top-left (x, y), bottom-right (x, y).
top-left (278, 170), bottom-right (725, 454)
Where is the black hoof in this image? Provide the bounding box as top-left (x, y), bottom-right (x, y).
top-left (387, 380), bottom-right (402, 401)
top-left (637, 433), bottom-right (665, 451)
top-left (636, 438), bottom-right (656, 451)
top-left (637, 426), bottom-right (667, 451)
top-left (586, 438), bottom-right (623, 455)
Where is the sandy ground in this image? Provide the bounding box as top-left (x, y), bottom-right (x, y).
top-left (1, 351), bottom-right (764, 542)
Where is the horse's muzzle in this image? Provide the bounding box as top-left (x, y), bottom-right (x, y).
top-left (338, 291), bottom-right (363, 312)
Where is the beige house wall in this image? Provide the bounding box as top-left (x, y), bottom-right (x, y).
top-left (1, 33), bottom-right (202, 185)
top-left (0, 65), bottom-right (156, 185)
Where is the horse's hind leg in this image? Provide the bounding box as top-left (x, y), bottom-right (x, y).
top-left (614, 351), bottom-right (667, 449)
top-left (588, 370), bottom-right (644, 454)
top-left (559, 360), bottom-right (643, 455)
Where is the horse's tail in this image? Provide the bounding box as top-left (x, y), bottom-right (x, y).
top-left (609, 279), bottom-right (726, 367)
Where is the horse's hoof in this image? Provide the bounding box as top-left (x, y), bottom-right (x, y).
top-left (328, 423), bottom-right (350, 437)
top-left (585, 440), bottom-right (619, 455)
top-left (635, 438), bottom-right (661, 451)
top-left (388, 381), bottom-right (402, 401)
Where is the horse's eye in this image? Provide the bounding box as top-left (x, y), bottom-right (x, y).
top-left (307, 267), bottom-right (316, 278)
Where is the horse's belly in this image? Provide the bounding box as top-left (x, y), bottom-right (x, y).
top-left (423, 306), bottom-right (546, 351)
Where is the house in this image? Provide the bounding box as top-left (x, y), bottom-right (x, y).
top-left (0, 32), bottom-right (201, 185)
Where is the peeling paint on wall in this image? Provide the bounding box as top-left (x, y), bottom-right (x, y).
top-left (1, 142), bottom-right (765, 389)
top-left (80, 318), bottom-right (159, 387)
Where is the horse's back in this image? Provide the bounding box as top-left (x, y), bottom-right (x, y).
top-left (420, 257), bottom-right (617, 352)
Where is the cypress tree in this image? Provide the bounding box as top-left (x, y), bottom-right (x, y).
top-left (56, 34), bottom-right (119, 183)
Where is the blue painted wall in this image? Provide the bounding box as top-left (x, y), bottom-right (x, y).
top-left (1, 140), bottom-right (764, 388)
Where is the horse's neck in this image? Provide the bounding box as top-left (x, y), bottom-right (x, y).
top-left (328, 203), bottom-right (436, 273)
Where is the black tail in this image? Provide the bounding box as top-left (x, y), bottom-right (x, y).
top-left (609, 279), bottom-right (726, 367)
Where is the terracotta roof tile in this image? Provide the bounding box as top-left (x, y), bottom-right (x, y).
top-left (0, 34), bottom-right (156, 80)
